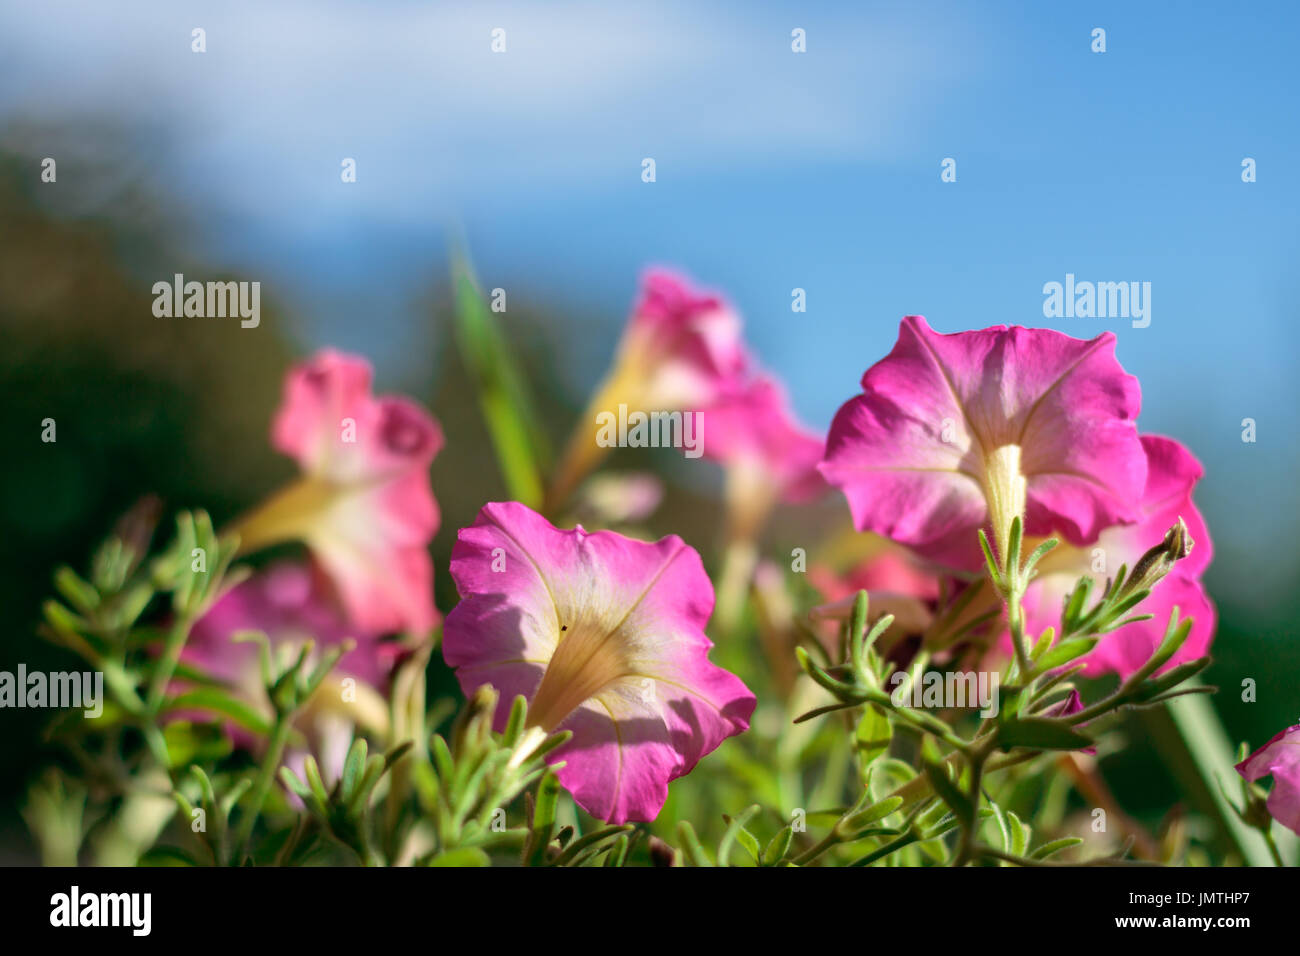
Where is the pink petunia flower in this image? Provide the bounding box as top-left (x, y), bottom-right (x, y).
top-left (819, 316), bottom-right (1146, 570)
top-left (181, 562), bottom-right (391, 766)
top-left (547, 270), bottom-right (751, 510)
top-left (442, 501), bottom-right (756, 823)
top-left (700, 374), bottom-right (827, 512)
top-left (231, 349), bottom-right (443, 636)
top-left (1018, 435), bottom-right (1215, 678)
top-left (617, 269), bottom-right (752, 411)
top-left (1236, 724), bottom-right (1300, 836)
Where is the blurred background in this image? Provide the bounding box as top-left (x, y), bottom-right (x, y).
top-left (1, 0), bottom-right (1297, 860)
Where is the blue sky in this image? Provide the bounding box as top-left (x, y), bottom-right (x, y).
top-left (2, 0), bottom-right (1297, 603)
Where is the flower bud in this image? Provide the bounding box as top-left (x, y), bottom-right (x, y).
top-left (451, 685), bottom-right (499, 757)
top-left (1126, 517), bottom-right (1193, 596)
top-left (648, 835), bottom-right (679, 867)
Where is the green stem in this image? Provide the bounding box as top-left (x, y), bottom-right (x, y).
top-left (1007, 601), bottom-right (1031, 678)
top-left (793, 830), bottom-right (843, 866)
top-left (889, 750), bottom-right (1037, 812)
top-left (1260, 826), bottom-right (1285, 867)
top-left (142, 724), bottom-right (171, 771)
top-left (953, 746), bottom-right (990, 866)
top-left (233, 717), bottom-right (293, 859)
top-left (849, 832), bottom-right (918, 867)
top-left (1164, 681), bottom-right (1272, 867)
top-left (145, 615), bottom-right (194, 714)
top-left (715, 538), bottom-right (760, 635)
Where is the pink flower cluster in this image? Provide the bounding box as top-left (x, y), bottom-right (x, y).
top-left (196, 279), bottom-right (1221, 828)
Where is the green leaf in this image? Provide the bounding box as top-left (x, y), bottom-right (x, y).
top-left (793, 702), bottom-right (857, 723)
top-left (450, 247), bottom-right (548, 508)
top-left (718, 805), bottom-right (762, 866)
top-left (220, 777), bottom-right (254, 819)
top-left (1008, 811), bottom-right (1031, 858)
top-left (278, 767), bottom-right (314, 805)
top-left (1030, 836), bottom-right (1083, 860)
top-left (842, 795), bottom-right (904, 834)
top-left (1022, 538), bottom-right (1059, 577)
top-left (1131, 685), bottom-right (1217, 708)
top-left (503, 694), bottom-right (528, 745)
top-left (989, 801), bottom-right (1012, 853)
top-left (430, 734), bottom-right (455, 784)
top-left (42, 599), bottom-right (90, 638)
top-left (164, 689), bottom-right (273, 736)
top-left (1134, 657), bottom-right (1211, 702)
top-left (977, 530), bottom-right (1002, 589)
top-left (382, 740), bottom-right (415, 774)
top-left (724, 817), bottom-right (762, 863)
top-left (428, 848), bottom-right (491, 867)
top-left (139, 846), bottom-right (200, 867)
top-left (924, 761), bottom-right (973, 825)
top-left (1006, 516), bottom-right (1023, 576)
top-left (161, 721), bottom-right (232, 768)
top-left (603, 834), bottom-right (631, 868)
top-left (552, 825), bottom-right (636, 867)
top-left (340, 737), bottom-right (368, 806)
top-left (996, 717), bottom-right (1093, 752)
top-left (303, 755), bottom-right (330, 807)
top-left (1144, 609), bottom-right (1193, 671)
top-left (1028, 627), bottom-right (1055, 662)
top-left (54, 566), bottom-right (100, 614)
top-left (678, 821), bottom-right (714, 867)
top-left (524, 770), bottom-right (561, 866)
top-left (1034, 637), bottom-right (1098, 672)
top-left (854, 705), bottom-right (892, 780)
top-left (915, 832), bottom-right (950, 864)
top-left (761, 825), bottom-right (793, 867)
top-left (1063, 577), bottom-right (1094, 629)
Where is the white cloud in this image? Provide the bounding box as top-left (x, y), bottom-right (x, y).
top-left (0, 0), bottom-right (977, 225)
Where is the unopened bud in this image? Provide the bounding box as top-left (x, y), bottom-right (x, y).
top-left (110, 494), bottom-right (163, 578)
top-left (648, 835), bottom-right (678, 867)
top-left (451, 685), bottom-right (499, 756)
top-left (1126, 517), bottom-right (1193, 596)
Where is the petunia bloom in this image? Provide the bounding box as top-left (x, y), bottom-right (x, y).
top-left (181, 561), bottom-right (391, 766)
top-left (613, 269), bottom-right (752, 412)
top-left (230, 349), bottom-right (443, 636)
top-left (442, 501), bottom-right (755, 823)
top-left (546, 269), bottom-right (751, 510)
top-left (1017, 435), bottom-right (1215, 678)
top-left (699, 374), bottom-right (827, 522)
top-left (1236, 723), bottom-right (1300, 836)
top-left (820, 316), bottom-right (1146, 570)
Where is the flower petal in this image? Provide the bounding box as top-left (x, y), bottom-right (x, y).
top-left (1236, 724), bottom-right (1300, 835)
top-left (1018, 435), bottom-right (1215, 679)
top-left (253, 350), bottom-right (443, 636)
top-left (629, 269), bottom-right (751, 408)
top-left (304, 467), bottom-right (440, 636)
top-left (700, 375), bottom-right (827, 502)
